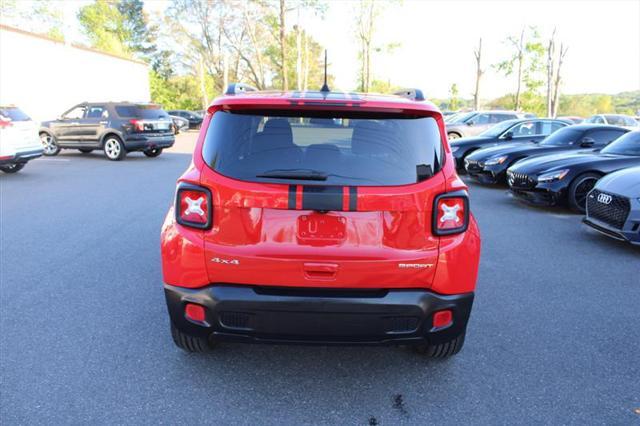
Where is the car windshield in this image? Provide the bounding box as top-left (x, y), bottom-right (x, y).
top-left (0, 107), bottom-right (30, 121)
top-left (202, 111), bottom-right (443, 186)
top-left (447, 112), bottom-right (475, 124)
top-left (116, 104), bottom-right (169, 119)
top-left (539, 127), bottom-right (582, 146)
top-left (479, 120), bottom-right (518, 137)
top-left (600, 131), bottom-right (640, 156)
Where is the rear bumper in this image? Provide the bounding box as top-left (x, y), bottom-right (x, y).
top-left (165, 284), bottom-right (474, 345)
top-left (0, 148), bottom-right (43, 165)
top-left (123, 134), bottom-right (175, 151)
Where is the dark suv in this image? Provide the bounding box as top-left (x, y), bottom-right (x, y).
top-left (39, 102), bottom-right (175, 161)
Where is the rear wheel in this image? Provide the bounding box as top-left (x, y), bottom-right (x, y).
top-left (448, 132), bottom-right (461, 141)
top-left (0, 163), bottom-right (25, 173)
top-left (568, 172), bottom-right (600, 213)
top-left (170, 322), bottom-right (215, 353)
top-left (78, 148), bottom-right (93, 153)
top-left (103, 136), bottom-right (126, 161)
top-left (40, 133), bottom-right (60, 156)
top-left (413, 331), bottom-right (466, 358)
top-left (143, 148), bottom-right (163, 158)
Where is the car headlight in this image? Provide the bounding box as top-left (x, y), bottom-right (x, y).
top-left (450, 146), bottom-right (460, 153)
top-left (484, 156), bottom-right (507, 166)
top-left (537, 169), bottom-right (569, 183)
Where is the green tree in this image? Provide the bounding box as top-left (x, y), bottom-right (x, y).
top-left (77, 0), bottom-right (129, 56)
top-left (449, 83), bottom-right (459, 110)
top-left (495, 27), bottom-right (545, 111)
top-left (1, 0), bottom-right (64, 41)
top-left (117, 0), bottom-right (158, 59)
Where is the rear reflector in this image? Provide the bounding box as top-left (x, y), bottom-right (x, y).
top-left (175, 183), bottom-right (213, 229)
top-left (432, 310), bottom-right (453, 328)
top-left (432, 191), bottom-right (469, 236)
top-left (185, 303), bottom-right (206, 322)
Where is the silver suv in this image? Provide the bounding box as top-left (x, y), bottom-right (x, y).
top-left (446, 111), bottom-right (533, 140)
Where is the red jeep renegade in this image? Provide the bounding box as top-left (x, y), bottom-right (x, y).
top-left (161, 84), bottom-right (481, 357)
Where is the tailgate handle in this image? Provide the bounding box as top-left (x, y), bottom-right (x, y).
top-left (303, 263), bottom-right (338, 280)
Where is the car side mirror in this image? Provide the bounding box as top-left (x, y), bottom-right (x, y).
top-left (502, 131), bottom-right (513, 140)
top-left (580, 137), bottom-right (595, 147)
top-left (466, 121), bottom-right (474, 126)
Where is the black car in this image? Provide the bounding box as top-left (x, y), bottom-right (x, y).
top-left (507, 131), bottom-right (640, 212)
top-left (39, 102), bottom-right (175, 161)
top-left (464, 124), bottom-right (629, 184)
top-left (451, 118), bottom-right (571, 170)
top-left (167, 110), bottom-right (203, 129)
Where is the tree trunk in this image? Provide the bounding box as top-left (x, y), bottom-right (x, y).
top-left (514, 29), bottom-right (524, 111)
top-left (198, 57), bottom-right (208, 108)
top-left (546, 29), bottom-right (556, 117)
top-left (473, 37), bottom-right (483, 111)
top-left (279, 0), bottom-right (288, 91)
top-left (303, 32), bottom-right (309, 91)
top-left (222, 53), bottom-right (229, 95)
top-left (552, 44), bottom-right (567, 118)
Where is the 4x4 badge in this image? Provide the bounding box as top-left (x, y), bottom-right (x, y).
top-left (211, 257), bottom-right (240, 265)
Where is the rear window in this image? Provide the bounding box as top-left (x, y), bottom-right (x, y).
top-left (202, 111), bottom-right (443, 186)
top-left (115, 104), bottom-right (169, 119)
top-left (0, 107), bottom-right (30, 121)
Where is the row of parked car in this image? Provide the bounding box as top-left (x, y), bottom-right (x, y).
top-left (0, 102), bottom-right (208, 172)
top-left (443, 109), bottom-right (639, 139)
top-left (449, 117), bottom-right (640, 245)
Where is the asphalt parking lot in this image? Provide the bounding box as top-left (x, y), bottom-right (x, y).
top-left (1, 132), bottom-right (639, 425)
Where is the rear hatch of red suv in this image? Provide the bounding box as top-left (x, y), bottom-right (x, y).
top-left (196, 106), bottom-right (447, 289)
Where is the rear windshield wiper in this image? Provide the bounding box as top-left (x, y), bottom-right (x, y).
top-left (256, 169), bottom-right (328, 181)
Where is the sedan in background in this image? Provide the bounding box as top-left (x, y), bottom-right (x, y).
top-left (169, 115), bottom-right (189, 134)
top-left (0, 105), bottom-right (43, 173)
top-left (585, 114), bottom-right (638, 129)
top-left (167, 110), bottom-right (203, 129)
top-left (445, 110), bottom-right (529, 140)
top-left (451, 118), bottom-right (571, 171)
top-left (583, 165), bottom-right (640, 245)
top-left (507, 131), bottom-right (640, 212)
top-left (464, 124), bottom-right (629, 184)
top-left (557, 116), bottom-right (583, 124)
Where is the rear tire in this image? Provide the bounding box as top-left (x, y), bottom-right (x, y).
top-left (40, 132), bottom-right (60, 156)
top-left (170, 322), bottom-right (215, 353)
top-left (413, 331), bottom-right (466, 358)
top-left (568, 172), bottom-right (600, 213)
top-left (103, 136), bottom-right (126, 161)
top-left (143, 148), bottom-right (163, 158)
top-left (0, 163), bottom-right (25, 173)
top-left (448, 132), bottom-right (461, 140)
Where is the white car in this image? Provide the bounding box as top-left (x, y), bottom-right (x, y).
top-left (0, 106), bottom-right (43, 173)
top-left (584, 114), bottom-right (639, 129)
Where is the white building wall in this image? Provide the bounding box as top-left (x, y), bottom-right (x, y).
top-left (0, 25), bottom-right (150, 122)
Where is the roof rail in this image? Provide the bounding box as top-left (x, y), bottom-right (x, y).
top-left (225, 83), bottom-right (258, 95)
top-left (393, 88), bottom-right (425, 101)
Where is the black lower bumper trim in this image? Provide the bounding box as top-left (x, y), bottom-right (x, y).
top-left (510, 188), bottom-right (558, 206)
top-left (165, 284), bottom-right (474, 346)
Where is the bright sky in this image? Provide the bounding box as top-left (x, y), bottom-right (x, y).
top-left (67, 0), bottom-right (640, 98)
top-left (307, 0), bottom-right (640, 98)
